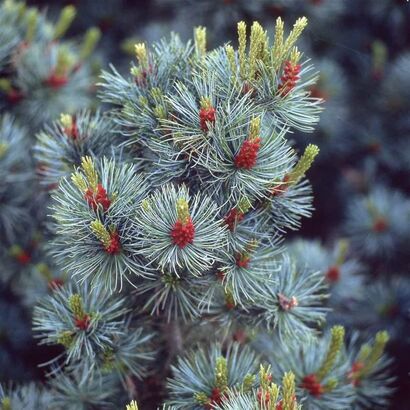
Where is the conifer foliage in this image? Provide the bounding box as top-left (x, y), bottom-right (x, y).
top-left (0, 2), bottom-right (396, 409)
top-left (0, 1), bottom-right (100, 128)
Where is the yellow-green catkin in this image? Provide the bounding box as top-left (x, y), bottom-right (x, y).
top-left (4, 0), bottom-right (21, 12)
top-left (150, 87), bottom-right (162, 101)
top-left (259, 364), bottom-right (272, 390)
top-left (35, 262), bottom-right (52, 281)
top-left (135, 43), bottom-right (148, 68)
top-left (9, 244), bottom-right (23, 258)
top-left (324, 378), bottom-right (338, 392)
top-left (200, 96), bottom-right (212, 110)
top-left (237, 196), bottom-right (252, 214)
top-left (249, 116), bottom-right (261, 140)
top-left (153, 105), bottom-right (167, 120)
top-left (120, 36), bottom-right (141, 55)
top-left (15, 1), bottom-right (27, 19)
top-left (335, 239), bottom-right (349, 266)
top-left (271, 17), bottom-right (284, 65)
top-left (360, 331), bottom-right (389, 377)
top-left (282, 371), bottom-right (297, 410)
top-left (125, 400), bottom-right (139, 410)
top-left (272, 17), bottom-right (307, 70)
top-left (55, 46), bottom-right (75, 75)
top-left (25, 8), bottom-right (38, 42)
top-left (269, 383), bottom-right (280, 407)
top-left (0, 142), bottom-right (8, 159)
top-left (53, 5), bottom-right (76, 39)
top-left (241, 373), bottom-right (255, 393)
top-left (316, 325), bottom-right (345, 381)
top-left (68, 294), bottom-right (85, 318)
top-left (176, 198), bottom-right (190, 224)
top-left (71, 171), bottom-right (88, 192)
top-left (289, 46), bottom-right (301, 65)
top-left (80, 27), bottom-right (101, 60)
top-left (226, 45), bottom-right (236, 75)
top-left (259, 365), bottom-right (280, 408)
top-left (60, 113), bottom-right (73, 129)
top-left (57, 330), bottom-right (74, 348)
top-left (282, 17), bottom-right (308, 60)
top-left (357, 343), bottom-right (371, 365)
top-left (288, 144), bottom-right (319, 185)
top-left (1, 396), bottom-right (11, 410)
top-left (71, 156), bottom-right (100, 192)
top-left (237, 21), bottom-right (247, 80)
top-left (141, 198), bottom-right (151, 212)
top-left (90, 220), bottom-right (111, 248)
top-left (82, 156), bottom-right (98, 187)
top-left (215, 357), bottom-right (228, 391)
top-left (194, 392), bottom-right (209, 405)
top-left (194, 26), bottom-right (207, 57)
top-left (248, 22), bottom-right (266, 80)
top-left (150, 88), bottom-right (167, 120)
top-left (0, 78), bottom-right (12, 93)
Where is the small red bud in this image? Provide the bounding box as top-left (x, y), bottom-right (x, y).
top-left (16, 251), bottom-right (31, 265)
top-left (48, 278), bottom-right (64, 291)
top-left (199, 106), bottom-right (216, 131)
top-left (45, 72), bottom-right (69, 89)
top-left (278, 61), bottom-right (301, 96)
top-left (325, 265), bottom-right (341, 283)
top-left (84, 183), bottom-right (111, 212)
top-left (257, 388), bottom-right (270, 406)
top-left (348, 361), bottom-right (365, 386)
top-left (271, 175), bottom-right (290, 196)
top-left (301, 374), bottom-right (324, 397)
top-left (171, 218), bottom-right (195, 248)
top-left (7, 88), bottom-right (24, 104)
top-left (204, 387), bottom-right (224, 409)
top-left (224, 208), bottom-right (244, 231)
top-left (234, 138), bottom-right (261, 170)
top-left (64, 118), bottom-right (79, 140)
top-left (74, 314), bottom-right (90, 330)
top-left (236, 255), bottom-right (250, 268)
top-left (373, 217), bottom-right (388, 233)
top-left (216, 270), bottom-right (226, 282)
top-left (105, 231), bottom-right (121, 255)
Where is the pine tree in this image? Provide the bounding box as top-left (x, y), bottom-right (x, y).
top-left (0, 2), bottom-right (398, 408)
top-left (0, 0), bottom-right (99, 383)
